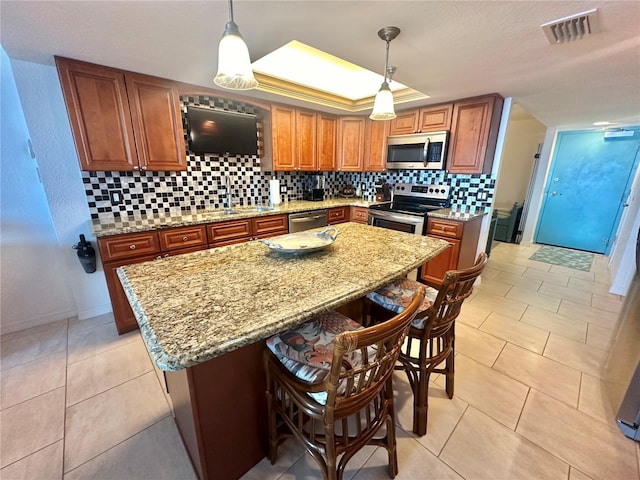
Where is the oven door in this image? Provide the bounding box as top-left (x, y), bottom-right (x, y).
top-left (368, 210), bottom-right (425, 235)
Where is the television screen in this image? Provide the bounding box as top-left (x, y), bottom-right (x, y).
top-left (187, 106), bottom-right (258, 156)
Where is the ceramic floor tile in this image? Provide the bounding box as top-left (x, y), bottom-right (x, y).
top-left (0, 387), bottom-right (65, 468)
top-left (67, 321), bottom-right (139, 365)
top-left (512, 257), bottom-right (554, 271)
top-left (63, 417), bottom-right (195, 480)
top-left (439, 353), bottom-right (529, 429)
top-left (568, 277), bottom-right (615, 296)
top-left (455, 322), bottom-right (506, 366)
top-left (480, 266), bottom-right (501, 280)
top-left (482, 259), bottom-right (527, 275)
top-left (67, 312), bottom-right (115, 336)
top-left (456, 302), bottom-right (491, 328)
top-left (493, 343), bottom-right (581, 407)
top-left (467, 291), bottom-right (528, 320)
top-left (240, 437), bottom-right (306, 480)
top-left (520, 306), bottom-right (587, 343)
top-left (586, 323), bottom-right (616, 351)
top-left (281, 445), bottom-right (376, 480)
top-left (64, 372), bottom-right (170, 472)
top-left (474, 277), bottom-right (512, 296)
top-left (569, 467), bottom-right (594, 480)
top-left (543, 334), bottom-right (609, 378)
top-left (0, 440), bottom-right (63, 480)
top-left (549, 265), bottom-right (595, 281)
top-left (539, 281), bottom-right (593, 305)
top-left (577, 374), bottom-right (626, 426)
top-left (440, 406), bottom-right (569, 480)
top-left (558, 300), bottom-right (620, 329)
top-left (0, 318), bottom-right (68, 343)
top-left (517, 389), bottom-right (639, 480)
top-left (354, 430), bottom-right (463, 480)
top-left (479, 312), bottom-right (549, 354)
top-left (591, 293), bottom-right (624, 313)
top-left (1, 350), bottom-right (66, 410)
top-left (392, 372), bottom-right (468, 456)
top-left (523, 267), bottom-right (570, 287)
top-left (66, 336), bottom-right (153, 406)
top-left (505, 286), bottom-right (561, 313)
top-left (494, 271), bottom-right (543, 290)
top-left (0, 324), bottom-right (67, 371)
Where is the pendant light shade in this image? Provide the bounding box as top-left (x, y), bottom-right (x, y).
top-left (370, 26), bottom-right (400, 121)
top-left (214, 0), bottom-right (258, 90)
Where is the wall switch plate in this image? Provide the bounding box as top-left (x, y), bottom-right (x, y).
top-left (109, 190), bottom-right (123, 205)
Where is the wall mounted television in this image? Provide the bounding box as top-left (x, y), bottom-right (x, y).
top-left (187, 106), bottom-right (258, 156)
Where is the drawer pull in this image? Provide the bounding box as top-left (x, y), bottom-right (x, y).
top-left (182, 236), bottom-right (189, 241)
top-left (129, 244), bottom-right (136, 250)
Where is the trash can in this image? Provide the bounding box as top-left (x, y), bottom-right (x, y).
top-left (486, 210), bottom-right (498, 256)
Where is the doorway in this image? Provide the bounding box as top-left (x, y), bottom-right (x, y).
top-left (535, 129), bottom-right (640, 255)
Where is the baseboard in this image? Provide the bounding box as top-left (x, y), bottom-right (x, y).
top-left (0, 308), bottom-right (77, 336)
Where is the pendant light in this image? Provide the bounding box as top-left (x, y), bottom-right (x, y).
top-left (214, 0), bottom-right (258, 90)
top-left (370, 26), bottom-right (400, 121)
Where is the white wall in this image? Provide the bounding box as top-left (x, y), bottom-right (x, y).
top-left (10, 58), bottom-right (112, 322)
top-left (494, 106), bottom-right (546, 210)
top-left (0, 47), bottom-right (76, 334)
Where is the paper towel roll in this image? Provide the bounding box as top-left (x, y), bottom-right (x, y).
top-left (269, 179), bottom-right (281, 205)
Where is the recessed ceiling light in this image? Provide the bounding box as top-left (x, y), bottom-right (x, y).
top-left (251, 40), bottom-right (428, 112)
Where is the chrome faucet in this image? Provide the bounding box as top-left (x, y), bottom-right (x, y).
top-left (224, 176), bottom-right (234, 213)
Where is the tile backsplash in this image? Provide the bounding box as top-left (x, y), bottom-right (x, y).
top-left (83, 95), bottom-right (495, 222)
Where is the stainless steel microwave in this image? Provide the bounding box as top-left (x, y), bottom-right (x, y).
top-left (386, 131), bottom-right (449, 170)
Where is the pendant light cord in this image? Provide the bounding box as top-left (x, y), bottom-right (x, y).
top-left (228, 0), bottom-right (234, 23)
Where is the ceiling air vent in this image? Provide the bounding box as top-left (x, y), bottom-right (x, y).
top-left (541, 8), bottom-right (601, 44)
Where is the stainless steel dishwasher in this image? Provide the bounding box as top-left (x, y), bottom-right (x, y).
top-left (288, 210), bottom-right (328, 233)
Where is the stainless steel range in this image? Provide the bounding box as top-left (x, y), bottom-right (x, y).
top-left (368, 183), bottom-right (451, 236)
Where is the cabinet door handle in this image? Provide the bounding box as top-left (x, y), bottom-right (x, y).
top-left (182, 236), bottom-right (189, 241)
top-left (140, 166), bottom-right (147, 171)
top-left (129, 244), bottom-right (136, 250)
top-left (133, 166), bottom-right (140, 171)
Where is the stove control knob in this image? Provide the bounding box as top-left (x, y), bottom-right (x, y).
top-left (429, 188), bottom-right (434, 193)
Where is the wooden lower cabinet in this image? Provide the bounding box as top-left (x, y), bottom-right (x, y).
top-left (102, 254), bottom-right (160, 334)
top-left (350, 206), bottom-right (369, 224)
top-left (207, 214), bottom-right (288, 247)
top-left (327, 207), bottom-right (349, 225)
top-left (419, 216), bottom-right (482, 288)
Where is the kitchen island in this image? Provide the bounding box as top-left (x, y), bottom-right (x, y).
top-left (117, 222), bottom-right (448, 479)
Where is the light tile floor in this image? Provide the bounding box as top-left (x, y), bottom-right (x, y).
top-left (2, 242), bottom-right (639, 479)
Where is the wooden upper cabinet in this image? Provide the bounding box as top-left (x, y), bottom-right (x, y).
top-left (271, 105), bottom-right (297, 171)
top-left (418, 104), bottom-right (453, 132)
top-left (389, 110), bottom-right (418, 135)
top-left (317, 114), bottom-right (337, 171)
top-left (447, 94), bottom-right (504, 174)
top-left (363, 119), bottom-right (390, 171)
top-left (55, 57), bottom-right (186, 172)
top-left (295, 109), bottom-right (317, 171)
top-left (337, 117), bottom-right (365, 171)
top-left (125, 73), bottom-right (187, 171)
top-left (390, 103), bottom-right (453, 135)
top-left (56, 57), bottom-right (137, 171)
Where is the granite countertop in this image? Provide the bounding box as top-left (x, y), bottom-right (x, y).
top-left (92, 198), bottom-right (383, 237)
top-left (429, 208), bottom-right (487, 222)
top-left (117, 222), bottom-right (449, 371)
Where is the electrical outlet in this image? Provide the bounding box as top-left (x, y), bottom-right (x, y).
top-left (109, 190), bottom-right (123, 205)
top-left (477, 191), bottom-right (487, 201)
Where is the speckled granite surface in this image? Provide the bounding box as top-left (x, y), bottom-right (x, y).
top-left (92, 199), bottom-right (381, 237)
top-left (118, 222), bottom-right (448, 371)
top-left (428, 208), bottom-right (487, 222)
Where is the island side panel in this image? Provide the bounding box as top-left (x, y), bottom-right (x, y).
top-left (166, 340), bottom-right (268, 480)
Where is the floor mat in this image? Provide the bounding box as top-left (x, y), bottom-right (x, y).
top-left (529, 245), bottom-right (594, 272)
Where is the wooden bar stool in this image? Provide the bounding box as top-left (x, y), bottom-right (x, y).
top-left (263, 287), bottom-right (425, 480)
top-left (365, 253), bottom-right (488, 436)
